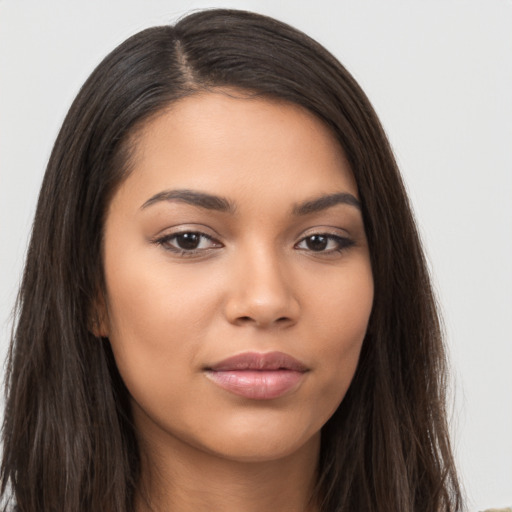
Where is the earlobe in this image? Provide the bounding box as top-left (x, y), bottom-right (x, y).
top-left (90, 317), bottom-right (109, 339)
top-left (89, 291), bottom-right (110, 338)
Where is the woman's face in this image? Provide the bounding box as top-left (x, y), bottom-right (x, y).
top-left (100, 91), bottom-right (373, 463)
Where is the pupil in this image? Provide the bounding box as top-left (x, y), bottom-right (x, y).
top-left (177, 233), bottom-right (200, 250)
top-left (307, 235), bottom-right (328, 251)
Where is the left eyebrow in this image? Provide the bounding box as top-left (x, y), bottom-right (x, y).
top-left (292, 192), bottom-right (361, 215)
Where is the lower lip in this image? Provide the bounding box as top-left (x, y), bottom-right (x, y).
top-left (204, 370), bottom-right (305, 400)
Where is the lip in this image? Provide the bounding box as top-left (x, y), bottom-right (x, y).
top-left (204, 351), bottom-right (309, 400)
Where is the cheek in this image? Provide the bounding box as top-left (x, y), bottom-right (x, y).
top-left (326, 281), bottom-right (373, 362)
top-left (102, 253), bottom-right (222, 405)
top-left (309, 259), bottom-right (373, 402)
top-left (104, 243), bottom-right (224, 339)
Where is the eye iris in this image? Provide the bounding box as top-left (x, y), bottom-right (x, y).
top-left (176, 233), bottom-right (201, 250)
top-left (306, 235), bottom-right (328, 251)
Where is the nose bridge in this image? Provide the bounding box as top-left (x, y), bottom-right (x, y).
top-left (225, 239), bottom-right (299, 327)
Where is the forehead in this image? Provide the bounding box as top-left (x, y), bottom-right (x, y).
top-left (113, 91), bottom-right (358, 211)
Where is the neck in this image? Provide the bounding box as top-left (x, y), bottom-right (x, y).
top-left (134, 431), bottom-right (320, 512)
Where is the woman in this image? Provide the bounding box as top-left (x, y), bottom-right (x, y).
top-left (0, 8), bottom-right (463, 512)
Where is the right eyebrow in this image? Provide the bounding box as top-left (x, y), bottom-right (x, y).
top-left (140, 189), bottom-right (236, 213)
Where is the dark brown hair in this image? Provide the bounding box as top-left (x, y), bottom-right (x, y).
top-left (1, 8), bottom-right (463, 512)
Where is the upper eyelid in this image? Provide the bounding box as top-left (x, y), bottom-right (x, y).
top-left (151, 224), bottom-right (220, 240)
top-left (298, 225), bottom-right (351, 236)
top-left (295, 233), bottom-right (353, 246)
top-left (158, 231), bottom-right (220, 244)
top-left (153, 232), bottom-right (223, 257)
top-left (298, 232), bottom-right (348, 241)
top-left (151, 225), bottom-right (354, 245)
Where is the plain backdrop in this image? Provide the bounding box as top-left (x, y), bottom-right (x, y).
top-left (1, 1), bottom-right (511, 510)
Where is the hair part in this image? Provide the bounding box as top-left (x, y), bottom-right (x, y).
top-left (1, 8), bottom-right (463, 512)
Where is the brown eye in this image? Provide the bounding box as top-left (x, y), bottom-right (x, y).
top-left (154, 231), bottom-right (222, 254)
top-left (304, 235), bottom-right (328, 251)
top-left (174, 233), bottom-right (201, 250)
top-left (296, 234), bottom-right (355, 254)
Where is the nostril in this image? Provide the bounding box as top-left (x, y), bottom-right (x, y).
top-left (235, 315), bottom-right (292, 327)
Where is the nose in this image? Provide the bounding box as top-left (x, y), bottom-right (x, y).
top-left (223, 246), bottom-right (300, 329)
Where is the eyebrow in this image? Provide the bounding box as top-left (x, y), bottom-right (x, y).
top-left (292, 192), bottom-right (361, 215)
top-left (140, 189), bottom-right (361, 215)
top-left (140, 189), bottom-right (235, 213)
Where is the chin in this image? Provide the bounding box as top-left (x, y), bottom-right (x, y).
top-left (199, 429), bottom-right (321, 464)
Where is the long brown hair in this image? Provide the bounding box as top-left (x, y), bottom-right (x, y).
top-left (1, 9), bottom-right (463, 512)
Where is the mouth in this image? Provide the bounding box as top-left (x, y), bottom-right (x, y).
top-left (204, 351), bottom-right (309, 400)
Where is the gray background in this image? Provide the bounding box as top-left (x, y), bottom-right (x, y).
top-left (1, 1), bottom-right (511, 510)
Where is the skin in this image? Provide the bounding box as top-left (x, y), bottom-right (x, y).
top-left (98, 91), bottom-right (374, 512)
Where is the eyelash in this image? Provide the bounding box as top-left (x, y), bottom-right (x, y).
top-left (153, 231), bottom-right (222, 257)
top-left (295, 233), bottom-right (355, 254)
top-left (152, 231), bottom-right (355, 257)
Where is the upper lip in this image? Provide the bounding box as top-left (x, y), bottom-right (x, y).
top-left (206, 351), bottom-right (309, 372)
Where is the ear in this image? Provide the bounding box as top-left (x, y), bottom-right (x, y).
top-left (89, 290), bottom-right (110, 338)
